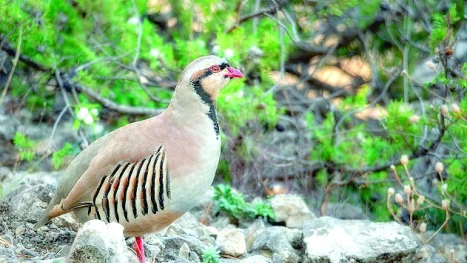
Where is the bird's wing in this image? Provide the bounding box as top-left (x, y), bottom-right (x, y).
top-left (34, 116), bottom-right (166, 229)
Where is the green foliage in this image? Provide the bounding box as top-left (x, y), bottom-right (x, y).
top-left (252, 200), bottom-right (276, 220)
top-left (13, 132), bottom-right (36, 161)
top-left (51, 143), bottom-right (74, 170)
top-left (213, 184), bottom-right (275, 222)
top-left (428, 4), bottom-right (461, 52)
top-left (430, 14), bottom-right (448, 50)
top-left (449, 4), bottom-right (461, 23)
top-left (383, 101), bottom-right (421, 148)
top-left (201, 246), bottom-right (221, 263)
top-left (318, 0), bottom-right (359, 17)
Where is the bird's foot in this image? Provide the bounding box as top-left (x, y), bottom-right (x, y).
top-left (133, 236), bottom-right (147, 263)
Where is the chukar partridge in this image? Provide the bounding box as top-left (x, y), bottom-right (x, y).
top-left (34, 55), bottom-right (244, 262)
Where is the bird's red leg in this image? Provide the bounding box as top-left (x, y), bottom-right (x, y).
top-left (133, 236), bottom-right (146, 263)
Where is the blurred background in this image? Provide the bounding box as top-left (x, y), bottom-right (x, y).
top-left (0, 0), bottom-right (466, 240)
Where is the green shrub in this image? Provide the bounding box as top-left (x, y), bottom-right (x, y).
top-left (13, 132), bottom-right (36, 162)
top-left (201, 246), bottom-right (221, 263)
top-left (213, 184), bottom-right (275, 223)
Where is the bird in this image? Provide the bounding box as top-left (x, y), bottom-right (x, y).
top-left (34, 55), bottom-right (244, 263)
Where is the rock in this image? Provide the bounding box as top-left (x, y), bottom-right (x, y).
top-left (270, 194), bottom-right (315, 228)
top-left (22, 258), bottom-right (67, 263)
top-left (245, 219), bottom-right (266, 252)
top-left (68, 220), bottom-right (138, 263)
top-left (415, 245), bottom-right (446, 263)
top-left (302, 217), bottom-right (418, 263)
top-left (240, 255), bottom-right (272, 263)
top-left (252, 226), bottom-right (300, 263)
top-left (166, 222), bottom-right (198, 237)
top-left (0, 245), bottom-right (16, 261)
top-left (0, 113), bottom-right (20, 141)
top-left (109, 251), bottom-right (141, 263)
top-left (323, 203), bottom-right (368, 220)
top-left (179, 242), bottom-right (191, 259)
top-left (178, 242), bottom-right (199, 262)
top-left (283, 227), bottom-right (303, 249)
top-left (216, 225), bottom-right (247, 257)
top-left (426, 233), bottom-right (467, 263)
top-left (52, 213), bottom-right (81, 232)
top-left (196, 224), bottom-right (219, 238)
top-left (174, 212), bottom-right (199, 229)
top-left (161, 235), bottom-right (207, 260)
top-left (210, 215), bottom-right (231, 230)
top-left (0, 166), bottom-right (12, 182)
top-left (3, 183), bottom-right (55, 223)
top-left (220, 259), bottom-right (241, 263)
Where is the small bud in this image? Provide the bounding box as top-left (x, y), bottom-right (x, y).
top-left (452, 103), bottom-right (460, 114)
top-left (390, 165), bottom-right (396, 171)
top-left (400, 70), bottom-right (408, 77)
top-left (149, 48), bottom-right (161, 58)
top-left (400, 155), bottom-right (409, 166)
top-left (409, 202), bottom-right (415, 212)
top-left (441, 105), bottom-right (449, 116)
top-left (395, 193), bottom-right (403, 204)
top-left (409, 115), bottom-right (420, 123)
top-left (388, 188), bottom-right (395, 195)
top-left (404, 185), bottom-right (411, 195)
top-left (442, 199), bottom-right (449, 210)
top-left (77, 107), bottom-right (90, 121)
top-left (435, 162), bottom-right (444, 173)
top-left (409, 177), bottom-right (414, 184)
top-left (450, 249), bottom-right (454, 256)
top-left (83, 114), bottom-right (94, 125)
top-left (425, 61), bottom-right (437, 71)
top-left (441, 183), bottom-right (448, 193)
top-left (417, 195), bottom-right (425, 206)
top-left (419, 222), bottom-right (427, 233)
top-left (432, 178), bottom-right (439, 186)
top-left (90, 108), bottom-right (99, 117)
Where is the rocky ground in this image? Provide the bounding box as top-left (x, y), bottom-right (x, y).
top-left (0, 168), bottom-right (466, 263)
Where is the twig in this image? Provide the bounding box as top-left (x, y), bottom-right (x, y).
top-left (425, 210), bottom-right (450, 244)
top-left (130, 0), bottom-right (169, 104)
top-left (264, 20), bottom-right (285, 95)
top-left (334, 68), bottom-right (401, 134)
top-left (1, 35), bottom-right (165, 116)
top-left (73, 82), bottom-right (163, 116)
top-left (264, 13), bottom-right (298, 44)
top-left (131, 0), bottom-right (143, 67)
top-left (48, 106), bottom-right (70, 150)
top-left (0, 25), bottom-right (22, 104)
top-left (226, 0), bottom-right (289, 33)
top-left (55, 69), bottom-right (89, 147)
top-left (0, 36), bottom-right (50, 73)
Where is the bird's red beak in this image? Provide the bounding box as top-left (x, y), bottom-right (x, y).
top-left (225, 67), bottom-right (244, 79)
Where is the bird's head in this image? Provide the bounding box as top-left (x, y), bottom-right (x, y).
top-left (179, 55), bottom-right (244, 102)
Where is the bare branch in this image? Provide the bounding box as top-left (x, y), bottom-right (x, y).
top-left (226, 0), bottom-right (289, 33)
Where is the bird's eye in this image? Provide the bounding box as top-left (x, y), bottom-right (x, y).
top-left (210, 65), bottom-right (221, 73)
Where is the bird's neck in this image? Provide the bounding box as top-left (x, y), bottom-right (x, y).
top-left (167, 81), bottom-right (219, 137)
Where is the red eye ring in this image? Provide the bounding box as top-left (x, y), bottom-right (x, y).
top-left (210, 65), bottom-right (221, 73)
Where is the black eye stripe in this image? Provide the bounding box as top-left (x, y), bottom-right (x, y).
top-left (219, 63), bottom-right (229, 70)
